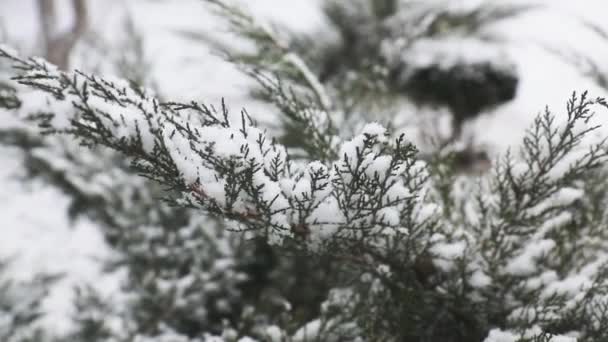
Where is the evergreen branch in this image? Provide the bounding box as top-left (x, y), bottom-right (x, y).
top-left (204, 0), bottom-right (333, 110)
top-left (1, 47), bottom-right (425, 254)
top-left (202, 0), bottom-right (340, 162)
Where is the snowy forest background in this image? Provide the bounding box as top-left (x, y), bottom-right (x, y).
top-left (2, 0), bottom-right (608, 341)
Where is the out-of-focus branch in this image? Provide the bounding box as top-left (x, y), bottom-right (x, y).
top-left (37, 0), bottom-right (88, 69)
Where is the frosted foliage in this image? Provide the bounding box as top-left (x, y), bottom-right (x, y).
top-left (505, 239), bottom-right (555, 276)
top-left (484, 329), bottom-right (519, 342)
top-left (0, 268), bottom-right (47, 342)
top-left (485, 328), bottom-right (577, 342)
top-left (0, 44), bottom-right (18, 60)
top-left (264, 325), bottom-right (284, 342)
top-left (1, 48), bottom-right (426, 251)
top-left (292, 319), bottom-right (322, 342)
top-left (133, 332), bottom-right (201, 342)
top-left (4, 12), bottom-right (608, 337)
top-left (237, 337), bottom-right (258, 342)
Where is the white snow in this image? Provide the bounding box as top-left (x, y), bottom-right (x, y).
top-left (3, 0), bottom-right (608, 338)
top-left (400, 37), bottom-right (515, 72)
top-left (378, 207), bottom-right (400, 227)
top-left (484, 329), bottom-right (519, 342)
top-left (485, 328), bottom-right (577, 342)
top-left (505, 239), bottom-right (555, 276)
top-left (470, 269), bottom-right (492, 288)
top-left (292, 319), bottom-right (322, 342)
top-left (264, 325), bottom-right (284, 342)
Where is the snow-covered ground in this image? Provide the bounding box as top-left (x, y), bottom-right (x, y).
top-left (1, 0), bottom-right (608, 335)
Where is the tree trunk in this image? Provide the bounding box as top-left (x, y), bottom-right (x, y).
top-left (37, 0), bottom-right (88, 69)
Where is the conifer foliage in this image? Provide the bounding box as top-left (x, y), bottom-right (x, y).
top-left (2, 1), bottom-right (608, 341)
top-left (0, 260), bottom-right (54, 342)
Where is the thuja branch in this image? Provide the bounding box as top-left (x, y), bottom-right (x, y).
top-left (0, 46), bottom-right (424, 253)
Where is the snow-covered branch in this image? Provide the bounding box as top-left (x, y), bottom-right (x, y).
top-left (0, 46), bottom-right (427, 252)
top-left (4, 39), bottom-right (608, 340)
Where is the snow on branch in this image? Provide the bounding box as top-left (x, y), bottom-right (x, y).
top-left (0, 46), bottom-right (425, 251)
top-left (4, 40), bottom-right (608, 339)
top-left (246, 71), bottom-right (339, 161)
